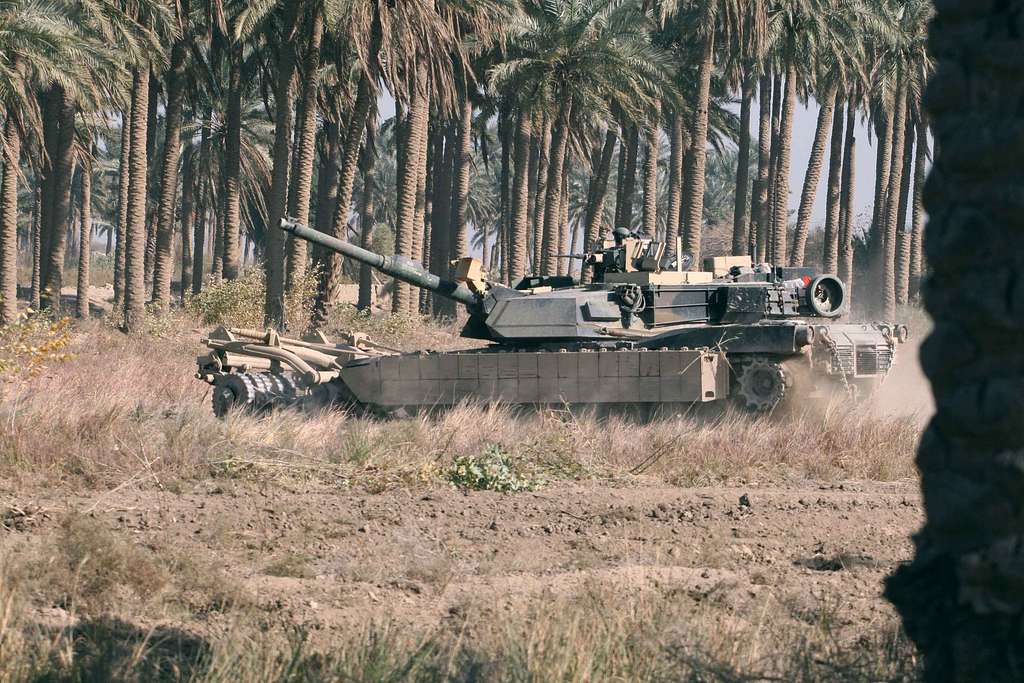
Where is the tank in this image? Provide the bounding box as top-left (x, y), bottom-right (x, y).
top-left (196, 219), bottom-right (908, 415)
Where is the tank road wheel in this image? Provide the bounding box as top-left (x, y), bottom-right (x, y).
top-left (733, 358), bottom-right (791, 413)
top-left (212, 373), bottom-right (258, 417)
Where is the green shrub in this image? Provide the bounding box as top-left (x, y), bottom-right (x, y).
top-left (446, 444), bottom-right (541, 492)
top-left (186, 268), bottom-right (318, 330)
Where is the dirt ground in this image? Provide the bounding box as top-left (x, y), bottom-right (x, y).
top-left (4, 475), bottom-right (922, 647)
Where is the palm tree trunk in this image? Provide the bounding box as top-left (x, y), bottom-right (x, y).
top-left (822, 91), bottom-right (845, 275)
top-left (540, 97), bottom-right (572, 276)
top-left (558, 166), bottom-right (569, 275)
top-left (909, 119), bottom-right (927, 300)
top-left (143, 74), bottom-right (159, 295)
top-left (285, 7), bottom-right (324, 302)
top-left (450, 95), bottom-right (473, 267)
top-left (179, 151), bottom-right (194, 304)
top-left (895, 110), bottom-right (915, 306)
top-left (76, 150), bottom-right (92, 319)
top-left (681, 30), bottom-right (715, 265)
top-left (0, 114), bottom-right (21, 323)
top-left (123, 67), bottom-right (151, 332)
top-left (533, 114), bottom-right (551, 273)
top-left (41, 87), bottom-right (77, 314)
top-left (430, 126), bottom-right (455, 316)
top-left (498, 107), bottom-right (511, 283)
top-left (666, 112), bottom-right (684, 255)
top-left (192, 113), bottom-right (211, 294)
top-left (264, 5), bottom-right (299, 327)
top-left (618, 124), bottom-right (639, 230)
top-left (870, 99), bottom-right (894, 263)
top-left (771, 62), bottom-right (797, 267)
top-left (526, 118), bottom-right (540, 273)
top-left (393, 68), bottom-right (431, 314)
top-left (509, 110), bottom-right (533, 280)
top-left (732, 70), bottom-right (754, 256)
top-left (881, 76), bottom-right (908, 320)
top-left (357, 118), bottom-right (378, 311)
top-left (885, 3), bottom-right (1024, 675)
top-left (411, 94), bottom-right (430, 312)
top-left (754, 73), bottom-right (772, 264)
top-left (221, 44), bottom-right (243, 281)
top-left (315, 119), bottom-right (341, 237)
top-left (151, 40), bottom-right (188, 310)
top-left (790, 83), bottom-right (838, 266)
top-left (766, 72), bottom-right (783, 262)
top-left (641, 103), bottom-right (660, 238)
top-left (30, 182), bottom-right (41, 312)
top-left (839, 95), bottom-right (857, 289)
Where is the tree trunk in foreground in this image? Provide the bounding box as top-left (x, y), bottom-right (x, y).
top-left (839, 95), bottom-right (857, 291)
top-left (220, 44), bottom-right (243, 281)
top-left (540, 98), bottom-right (572, 276)
top-left (753, 73), bottom-right (772, 264)
top-left (771, 63), bottom-right (796, 267)
top-left (40, 89), bottom-right (77, 314)
top-left (885, 3), bottom-right (1024, 680)
top-left (641, 103), bottom-right (660, 238)
top-left (509, 110), bottom-right (532, 281)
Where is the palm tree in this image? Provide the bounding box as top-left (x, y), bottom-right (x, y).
top-left (885, 1), bottom-right (1024, 677)
top-left (492, 0), bottom-right (671, 276)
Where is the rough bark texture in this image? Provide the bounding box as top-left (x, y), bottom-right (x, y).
top-left (909, 119), bottom-right (927, 300)
top-left (76, 151), bottom-right (92, 319)
top-left (151, 40), bottom-right (188, 309)
top-left (618, 124), bottom-right (639, 230)
top-left (540, 98), bottom-right (572, 276)
top-left (509, 111), bottom-right (532, 280)
top-left (870, 102), bottom-right (894, 261)
top-left (641, 104), bottom-right (660, 239)
top-left (790, 84), bottom-right (837, 266)
top-left (392, 69), bottom-right (430, 314)
top-left (0, 116), bottom-right (20, 323)
top-left (449, 96), bottom-right (473, 270)
top-left (179, 152), bottom-right (194, 304)
top-left (665, 113), bottom-right (684, 255)
top-left (732, 72), bottom-right (753, 256)
top-left (30, 183), bottom-right (40, 311)
top-left (357, 119), bottom-right (378, 311)
top-left (143, 74), bottom-right (159, 295)
top-left (895, 111), bottom-right (915, 306)
top-left (821, 93), bottom-right (845, 275)
top-left (123, 68), bottom-right (150, 333)
top-left (880, 77), bottom-right (908, 320)
top-left (40, 89), bottom-right (76, 314)
top-left (681, 31), bottom-right (715, 265)
top-left (192, 114), bottom-right (211, 294)
top-left (264, 3), bottom-right (299, 327)
top-left (766, 72), bottom-right (783, 262)
top-left (430, 126), bottom-right (455, 317)
top-left (771, 64), bottom-right (796, 267)
top-left (532, 115), bottom-right (551, 274)
top-left (221, 45), bottom-right (243, 281)
top-left (754, 73), bottom-right (772, 264)
top-left (285, 8), bottom-right (324, 308)
top-left (839, 96), bottom-right (857, 290)
top-left (885, 4), bottom-right (1024, 680)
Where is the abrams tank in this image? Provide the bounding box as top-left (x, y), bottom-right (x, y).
top-left (196, 219), bottom-right (907, 416)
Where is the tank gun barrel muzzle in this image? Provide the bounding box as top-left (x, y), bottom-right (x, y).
top-left (280, 218), bottom-right (480, 308)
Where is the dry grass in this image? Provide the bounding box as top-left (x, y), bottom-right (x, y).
top-left (0, 563), bottom-right (919, 682)
top-left (0, 314), bottom-right (923, 492)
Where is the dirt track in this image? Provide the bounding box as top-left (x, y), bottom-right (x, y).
top-left (5, 476), bottom-right (922, 644)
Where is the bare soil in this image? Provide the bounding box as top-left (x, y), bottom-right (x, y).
top-left (3, 475), bottom-right (922, 647)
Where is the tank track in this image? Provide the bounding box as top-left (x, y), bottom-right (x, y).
top-left (211, 372), bottom-right (301, 417)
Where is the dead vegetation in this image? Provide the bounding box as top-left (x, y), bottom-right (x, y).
top-left (0, 314), bottom-right (922, 493)
top-left (0, 311), bottom-right (928, 681)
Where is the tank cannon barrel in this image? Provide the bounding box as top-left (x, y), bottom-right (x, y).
top-left (280, 219), bottom-right (480, 308)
